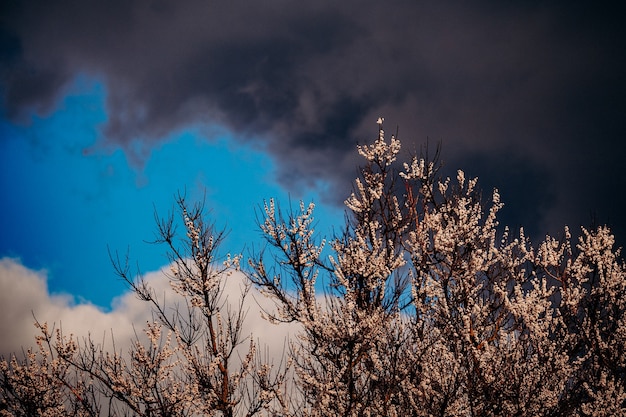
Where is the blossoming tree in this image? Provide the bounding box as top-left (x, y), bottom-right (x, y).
top-left (2, 119), bottom-right (625, 416)
top-left (250, 119), bottom-right (625, 416)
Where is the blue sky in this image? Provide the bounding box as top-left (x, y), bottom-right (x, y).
top-left (0, 77), bottom-right (340, 308)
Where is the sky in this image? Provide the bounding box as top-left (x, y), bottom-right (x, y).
top-left (1, 2), bottom-right (626, 354)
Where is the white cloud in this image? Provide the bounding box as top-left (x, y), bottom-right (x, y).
top-left (0, 257), bottom-right (295, 362)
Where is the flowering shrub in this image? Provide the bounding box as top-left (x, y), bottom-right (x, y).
top-left (2, 119), bottom-right (625, 416)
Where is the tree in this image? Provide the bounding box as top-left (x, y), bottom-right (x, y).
top-left (1, 195), bottom-right (286, 417)
top-left (250, 119), bottom-right (625, 416)
top-left (2, 118), bottom-right (625, 416)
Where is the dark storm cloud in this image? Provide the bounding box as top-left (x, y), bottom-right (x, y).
top-left (2, 1), bottom-right (625, 243)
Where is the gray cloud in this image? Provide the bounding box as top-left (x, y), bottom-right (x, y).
top-left (0, 257), bottom-right (295, 364)
top-left (0, 257), bottom-right (146, 356)
top-left (2, 1), bottom-right (625, 243)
